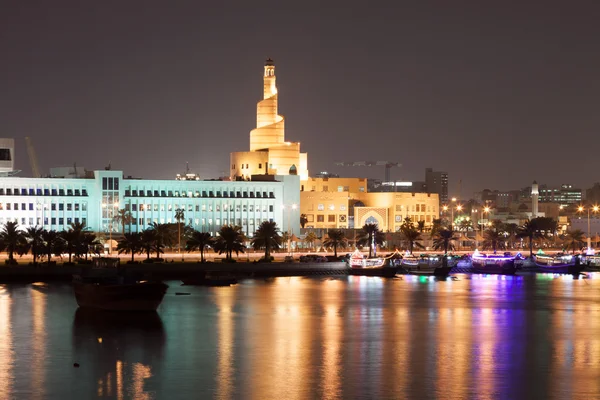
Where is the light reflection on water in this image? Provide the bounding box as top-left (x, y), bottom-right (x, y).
top-left (0, 274), bottom-right (598, 399)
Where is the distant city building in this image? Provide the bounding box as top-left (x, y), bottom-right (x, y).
top-left (0, 138), bottom-right (15, 176)
top-left (539, 184), bottom-right (582, 205)
top-left (586, 183), bottom-right (600, 205)
top-left (230, 59), bottom-right (308, 181)
top-left (425, 167), bottom-right (448, 205)
top-left (368, 179), bottom-right (427, 193)
top-left (313, 171), bottom-right (339, 178)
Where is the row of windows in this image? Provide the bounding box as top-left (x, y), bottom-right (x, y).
top-left (127, 203), bottom-right (275, 213)
top-left (232, 163), bottom-right (265, 170)
top-left (395, 215), bottom-right (432, 223)
top-left (102, 177), bottom-right (119, 191)
top-left (304, 214), bottom-right (344, 223)
top-left (130, 217), bottom-right (269, 227)
top-left (305, 186), bottom-right (365, 192)
top-left (0, 188), bottom-right (88, 196)
top-left (0, 217), bottom-right (87, 226)
top-left (396, 204), bottom-right (436, 213)
top-left (0, 202), bottom-right (88, 211)
top-left (307, 204), bottom-right (348, 212)
top-left (125, 189), bottom-right (275, 199)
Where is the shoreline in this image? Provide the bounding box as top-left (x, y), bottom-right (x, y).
top-left (0, 261), bottom-right (350, 283)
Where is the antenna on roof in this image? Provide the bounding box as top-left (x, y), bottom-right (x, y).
top-left (105, 161), bottom-right (112, 171)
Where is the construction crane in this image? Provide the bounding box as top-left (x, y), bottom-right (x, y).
top-left (335, 161), bottom-right (401, 182)
top-left (25, 137), bottom-right (41, 178)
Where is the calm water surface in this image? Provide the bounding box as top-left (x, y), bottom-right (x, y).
top-left (1, 273), bottom-right (599, 400)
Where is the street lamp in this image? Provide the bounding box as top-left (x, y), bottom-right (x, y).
top-left (282, 203), bottom-right (297, 253)
top-left (579, 205), bottom-right (599, 249)
top-left (453, 204), bottom-right (462, 231)
top-left (102, 202), bottom-right (119, 255)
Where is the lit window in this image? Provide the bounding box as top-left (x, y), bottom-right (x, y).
top-left (317, 204), bottom-right (324, 211)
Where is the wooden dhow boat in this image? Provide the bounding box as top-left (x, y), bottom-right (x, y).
top-left (346, 249), bottom-right (400, 277)
top-left (470, 250), bottom-right (517, 275)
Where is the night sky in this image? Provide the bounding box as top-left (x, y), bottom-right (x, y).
top-left (2, 1), bottom-right (599, 197)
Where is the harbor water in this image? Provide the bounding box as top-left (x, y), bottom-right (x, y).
top-left (1, 273), bottom-right (599, 399)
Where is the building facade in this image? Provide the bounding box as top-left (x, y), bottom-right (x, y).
top-left (0, 170), bottom-right (300, 237)
top-left (300, 177), bottom-right (439, 231)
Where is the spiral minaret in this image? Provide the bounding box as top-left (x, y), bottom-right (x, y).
top-left (250, 58), bottom-right (285, 151)
top-left (230, 58), bottom-right (308, 180)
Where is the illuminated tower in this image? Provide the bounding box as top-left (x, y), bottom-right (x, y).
top-left (231, 59), bottom-right (309, 181)
top-left (531, 180), bottom-right (539, 218)
top-left (250, 58), bottom-right (285, 151)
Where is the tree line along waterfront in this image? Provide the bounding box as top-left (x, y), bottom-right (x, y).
top-left (0, 207), bottom-right (590, 266)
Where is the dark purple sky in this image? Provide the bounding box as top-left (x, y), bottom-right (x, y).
top-left (2, 1), bottom-right (599, 197)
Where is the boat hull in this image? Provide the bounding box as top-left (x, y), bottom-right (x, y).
top-left (537, 264), bottom-right (584, 274)
top-left (349, 266), bottom-right (398, 277)
top-left (73, 281), bottom-right (168, 311)
top-left (471, 259), bottom-right (516, 275)
top-left (400, 264), bottom-right (452, 277)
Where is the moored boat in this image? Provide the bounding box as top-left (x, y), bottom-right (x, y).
top-left (471, 250), bottom-right (517, 275)
top-left (399, 253), bottom-right (456, 277)
top-left (534, 252), bottom-right (584, 274)
top-left (73, 257), bottom-right (168, 311)
top-left (346, 249), bottom-right (400, 277)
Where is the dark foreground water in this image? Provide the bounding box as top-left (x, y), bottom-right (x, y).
top-left (1, 273), bottom-right (600, 400)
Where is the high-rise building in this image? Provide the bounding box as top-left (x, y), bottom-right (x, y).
top-left (0, 138), bottom-right (15, 176)
top-left (230, 59), bottom-right (308, 181)
top-left (586, 183), bottom-right (600, 204)
top-left (425, 168), bottom-right (448, 205)
top-left (538, 184), bottom-right (582, 205)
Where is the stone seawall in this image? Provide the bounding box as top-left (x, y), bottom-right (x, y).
top-left (0, 262), bottom-right (350, 283)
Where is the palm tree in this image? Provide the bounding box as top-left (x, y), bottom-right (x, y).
top-left (24, 226), bottom-right (45, 265)
top-left (81, 232), bottom-right (103, 260)
top-left (140, 229), bottom-right (158, 260)
top-left (323, 229), bottom-right (347, 258)
top-left (482, 228), bottom-right (506, 253)
top-left (60, 229), bottom-right (80, 263)
top-left (42, 230), bottom-right (63, 263)
top-left (0, 221), bottom-right (23, 263)
top-left (213, 225), bottom-right (246, 261)
top-left (186, 230), bottom-right (214, 262)
top-left (117, 232), bottom-right (143, 262)
top-left (401, 224), bottom-right (424, 255)
top-left (431, 218), bottom-right (443, 237)
top-left (432, 228), bottom-right (458, 254)
top-left (303, 231), bottom-right (318, 251)
top-left (113, 208), bottom-right (133, 235)
top-left (174, 208), bottom-right (185, 254)
top-left (416, 220), bottom-right (426, 233)
top-left (356, 223), bottom-right (385, 258)
top-left (251, 221), bottom-right (282, 261)
top-left (516, 220), bottom-right (543, 257)
top-left (149, 222), bottom-right (174, 258)
top-left (503, 223), bottom-right (519, 249)
top-left (564, 229), bottom-right (585, 254)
